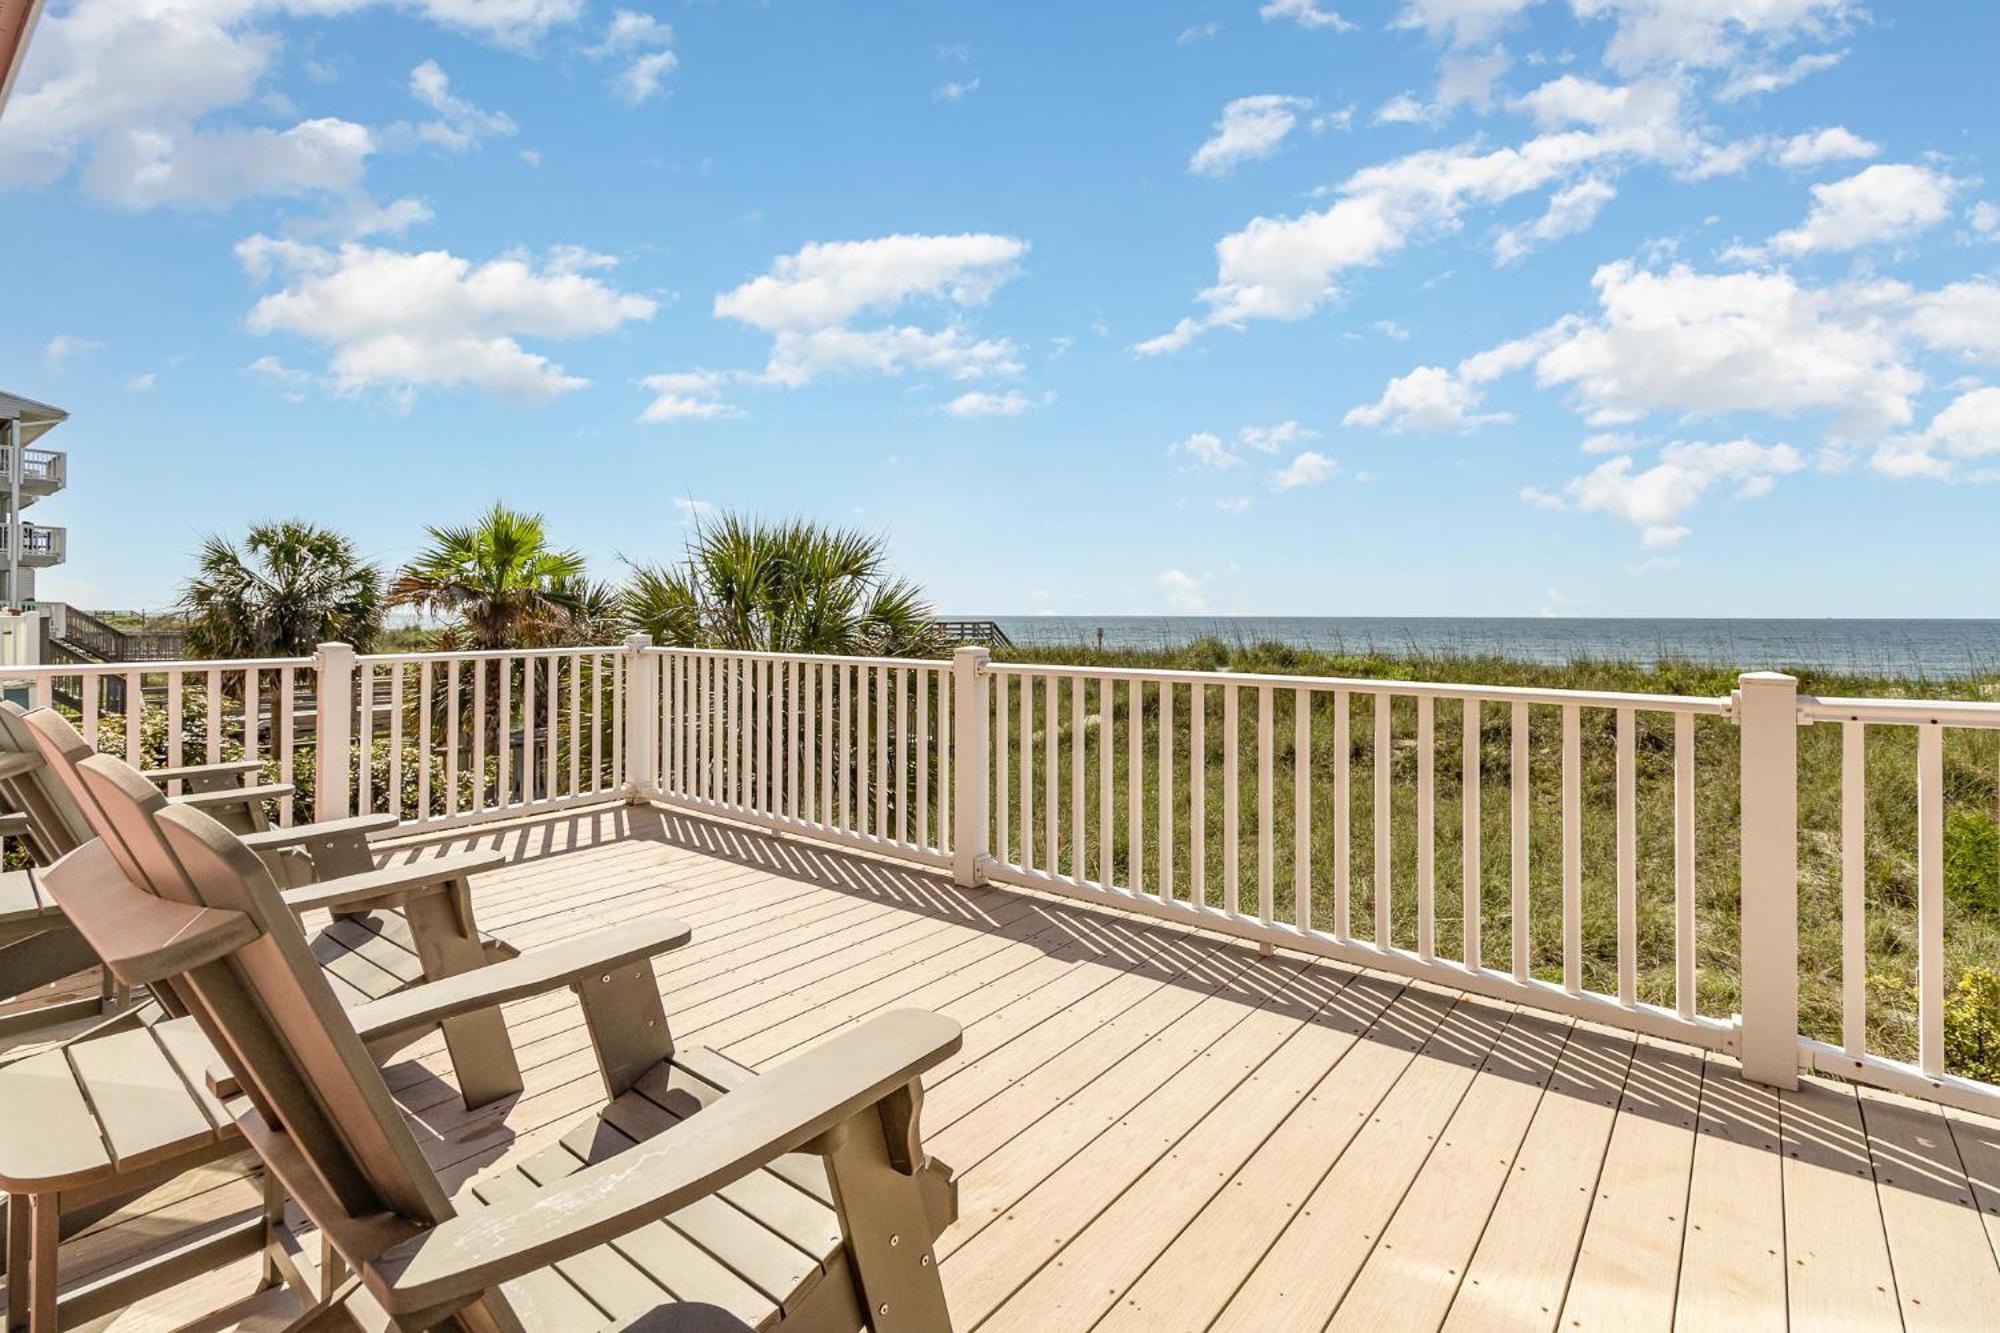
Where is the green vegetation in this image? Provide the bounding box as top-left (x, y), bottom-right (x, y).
top-left (972, 638), bottom-right (2000, 1076)
top-left (624, 513), bottom-right (940, 655)
top-left (181, 520), bottom-right (384, 656)
top-left (389, 502), bottom-right (610, 649)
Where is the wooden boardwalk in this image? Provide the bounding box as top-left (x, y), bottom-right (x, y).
top-left (18, 803), bottom-right (2000, 1332)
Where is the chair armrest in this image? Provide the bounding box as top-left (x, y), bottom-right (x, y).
top-left (239, 813), bottom-right (400, 853)
top-left (347, 919), bottom-right (692, 1047)
top-left (0, 753), bottom-right (43, 781)
top-left (364, 1010), bottom-right (963, 1320)
top-left (145, 759), bottom-right (264, 785)
top-left (0, 811), bottom-right (29, 837)
top-left (276, 850), bottom-right (506, 915)
top-left (170, 782), bottom-right (295, 810)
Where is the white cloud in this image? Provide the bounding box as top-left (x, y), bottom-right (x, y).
top-left (126, 372), bottom-right (157, 392)
top-left (1177, 22), bottom-right (1220, 44)
top-left (1535, 261), bottom-right (1923, 434)
top-left (82, 117), bottom-right (377, 211)
top-left (1348, 321), bottom-right (1571, 433)
top-left (1715, 49), bottom-right (1844, 102)
top-left (0, 0), bottom-right (577, 212)
top-left (1190, 95), bottom-right (1314, 178)
top-left (1374, 94), bottom-right (1438, 127)
top-left (638, 370), bottom-right (741, 422)
top-left (1394, 0), bottom-right (1539, 47)
top-left (935, 78), bottom-right (981, 102)
top-left (405, 60), bottom-right (516, 151)
top-left (585, 9), bottom-right (677, 105)
top-left (1171, 431), bottom-right (1238, 469)
top-left (1216, 496), bottom-right (1254, 513)
top-left (1259, 0), bottom-right (1356, 32)
top-left (1908, 280), bottom-right (2000, 364)
top-left (1271, 451), bottom-right (1338, 488)
top-left (717, 234), bottom-right (1025, 333)
top-left (1347, 365), bottom-right (1508, 433)
top-left (762, 326), bottom-right (1023, 388)
top-left (1158, 569), bottom-right (1209, 612)
top-left (711, 234), bottom-right (1030, 390)
top-left (1972, 202), bottom-right (2000, 237)
top-left (1773, 125), bottom-right (1877, 169)
top-left (1550, 438), bottom-right (1805, 544)
top-left (1772, 163), bottom-right (1961, 255)
top-left (944, 389), bottom-right (1038, 416)
top-left (1493, 176), bottom-right (1616, 264)
top-left (43, 334), bottom-right (101, 366)
top-left (1871, 387), bottom-right (2000, 481)
top-left (1572, 0), bottom-right (1857, 76)
top-left (239, 237), bottom-right (656, 402)
top-left (673, 497), bottom-right (718, 523)
top-left (1143, 73), bottom-right (1704, 351)
top-left (1239, 420), bottom-right (1318, 452)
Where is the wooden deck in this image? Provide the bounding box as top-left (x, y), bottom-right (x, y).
top-left (19, 803), bottom-right (2000, 1332)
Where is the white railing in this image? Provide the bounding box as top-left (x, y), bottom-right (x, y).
top-left (631, 647), bottom-right (955, 867)
top-left (14, 637), bottom-right (2000, 1115)
top-left (1791, 690), bottom-right (2000, 1113)
top-left (972, 654), bottom-right (1741, 1053)
top-left (347, 645), bottom-right (626, 832)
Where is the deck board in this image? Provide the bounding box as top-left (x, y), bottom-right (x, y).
top-left (17, 802), bottom-right (1996, 1333)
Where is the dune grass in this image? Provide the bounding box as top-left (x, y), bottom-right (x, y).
top-left (978, 638), bottom-right (2000, 1077)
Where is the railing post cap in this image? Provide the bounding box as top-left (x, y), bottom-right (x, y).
top-left (624, 632), bottom-right (654, 651)
top-left (953, 644), bottom-right (990, 665)
top-left (1738, 671), bottom-right (1798, 688)
top-left (315, 641), bottom-right (355, 659)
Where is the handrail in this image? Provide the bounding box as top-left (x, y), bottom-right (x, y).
top-left (991, 658), bottom-right (1736, 714)
top-left (16, 639), bottom-right (2000, 1119)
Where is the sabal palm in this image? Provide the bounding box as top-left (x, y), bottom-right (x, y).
top-left (389, 504), bottom-right (589, 650)
top-left (181, 521), bottom-right (384, 658)
top-left (625, 513), bottom-right (940, 656)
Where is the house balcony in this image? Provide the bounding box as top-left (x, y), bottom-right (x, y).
top-left (3, 643), bottom-right (1999, 1330)
top-left (0, 447), bottom-right (65, 501)
top-left (0, 522), bottom-right (64, 566)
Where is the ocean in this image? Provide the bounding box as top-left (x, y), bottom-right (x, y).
top-left (965, 617), bottom-right (2000, 677)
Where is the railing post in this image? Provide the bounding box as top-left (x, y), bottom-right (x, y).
top-left (1738, 671), bottom-right (1799, 1090)
top-left (951, 645), bottom-right (990, 887)
top-left (623, 633), bottom-right (656, 799)
top-left (314, 642), bottom-right (355, 822)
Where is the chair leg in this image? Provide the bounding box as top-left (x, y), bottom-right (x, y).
top-left (5, 1194), bottom-right (27, 1333)
top-left (26, 1196), bottom-right (55, 1333)
top-left (402, 883), bottom-right (521, 1109)
top-left (820, 1086), bottom-right (953, 1333)
top-left (574, 962), bottom-right (673, 1099)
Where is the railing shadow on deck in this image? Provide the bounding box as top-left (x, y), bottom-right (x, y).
top-left (395, 802), bottom-right (1930, 1208)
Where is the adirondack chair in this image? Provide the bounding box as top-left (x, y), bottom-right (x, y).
top-left (0, 698), bottom-right (351, 1029)
top-left (0, 712), bottom-right (549, 1329)
top-left (42, 752), bottom-right (963, 1333)
top-left (0, 703), bottom-right (299, 1031)
top-left (11, 705), bottom-right (527, 1101)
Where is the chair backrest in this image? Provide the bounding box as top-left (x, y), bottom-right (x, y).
top-left (0, 702), bottom-right (94, 860)
top-left (55, 753), bottom-right (456, 1236)
top-left (15, 705), bottom-right (167, 894)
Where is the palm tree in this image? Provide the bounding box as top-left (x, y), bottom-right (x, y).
top-left (624, 513), bottom-right (941, 656)
top-left (181, 521), bottom-right (384, 657)
top-left (389, 503), bottom-right (589, 649)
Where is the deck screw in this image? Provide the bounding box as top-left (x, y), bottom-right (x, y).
top-left (922, 1255), bottom-right (932, 1267)
top-left (890, 1234), bottom-right (900, 1246)
top-left (879, 1303), bottom-right (890, 1316)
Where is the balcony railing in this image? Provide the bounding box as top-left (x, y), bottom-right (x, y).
top-left (4, 640), bottom-right (1999, 1118)
top-left (0, 522), bottom-right (65, 563)
top-left (0, 447), bottom-right (66, 490)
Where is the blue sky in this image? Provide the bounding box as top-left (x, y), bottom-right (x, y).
top-left (4, 0), bottom-right (1998, 618)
